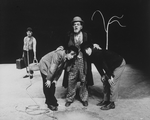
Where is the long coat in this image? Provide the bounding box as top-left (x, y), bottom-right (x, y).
top-left (62, 31), bottom-right (94, 88)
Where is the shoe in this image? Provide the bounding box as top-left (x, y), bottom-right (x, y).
top-left (48, 105), bottom-right (58, 111)
top-left (65, 102), bottom-right (72, 107)
top-left (30, 74), bottom-right (33, 79)
top-left (23, 75), bottom-right (29, 78)
top-left (30, 70), bottom-right (34, 74)
top-left (97, 100), bottom-right (109, 106)
top-left (82, 101), bottom-right (88, 107)
top-left (100, 102), bottom-right (115, 110)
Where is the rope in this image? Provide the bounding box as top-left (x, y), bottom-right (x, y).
top-left (15, 77), bottom-right (58, 120)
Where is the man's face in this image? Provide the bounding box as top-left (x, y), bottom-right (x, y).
top-left (73, 22), bottom-right (82, 34)
top-left (67, 51), bottom-right (76, 60)
top-left (27, 31), bottom-right (32, 37)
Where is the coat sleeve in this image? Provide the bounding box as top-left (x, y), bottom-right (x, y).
top-left (102, 59), bottom-right (114, 79)
top-left (46, 54), bottom-right (59, 81)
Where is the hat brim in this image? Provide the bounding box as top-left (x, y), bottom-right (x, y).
top-left (27, 27), bottom-right (32, 32)
top-left (71, 20), bottom-right (84, 23)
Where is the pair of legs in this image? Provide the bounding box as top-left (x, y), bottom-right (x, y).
top-left (23, 50), bottom-right (34, 78)
top-left (98, 59), bottom-right (126, 110)
top-left (40, 72), bottom-right (58, 111)
top-left (66, 57), bottom-right (88, 106)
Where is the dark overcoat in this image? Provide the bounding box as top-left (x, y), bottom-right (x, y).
top-left (62, 32), bottom-right (94, 88)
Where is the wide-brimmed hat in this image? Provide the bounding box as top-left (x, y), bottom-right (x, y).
top-left (71, 16), bottom-right (84, 23)
top-left (27, 27), bottom-right (32, 32)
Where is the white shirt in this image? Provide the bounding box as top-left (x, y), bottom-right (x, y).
top-left (74, 32), bottom-right (83, 58)
top-left (23, 36), bottom-right (36, 52)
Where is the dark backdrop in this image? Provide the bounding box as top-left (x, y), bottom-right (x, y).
top-left (0, 0), bottom-right (150, 71)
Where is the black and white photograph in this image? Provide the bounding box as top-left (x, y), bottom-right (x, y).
top-left (0, 0), bottom-right (150, 120)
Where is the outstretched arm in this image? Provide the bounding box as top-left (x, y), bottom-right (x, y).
top-left (33, 38), bottom-right (37, 59)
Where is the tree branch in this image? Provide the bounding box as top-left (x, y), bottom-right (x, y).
top-left (109, 20), bottom-right (126, 27)
top-left (91, 10), bottom-right (107, 32)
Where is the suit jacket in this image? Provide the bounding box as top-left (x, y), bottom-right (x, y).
top-left (62, 31), bottom-right (94, 88)
top-left (39, 49), bottom-right (66, 82)
top-left (90, 48), bottom-right (124, 79)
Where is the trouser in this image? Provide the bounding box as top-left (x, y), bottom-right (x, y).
top-left (23, 50), bottom-right (34, 73)
top-left (66, 57), bottom-right (88, 102)
top-left (103, 59), bottom-right (126, 102)
top-left (40, 72), bottom-right (58, 106)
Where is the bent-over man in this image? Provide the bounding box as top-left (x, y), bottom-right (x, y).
top-left (39, 46), bottom-right (78, 111)
top-left (84, 45), bottom-right (126, 110)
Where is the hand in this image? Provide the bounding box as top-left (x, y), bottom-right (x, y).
top-left (101, 75), bottom-right (105, 82)
top-left (52, 80), bottom-right (57, 85)
top-left (85, 47), bottom-right (92, 56)
top-left (108, 76), bottom-right (115, 86)
top-left (101, 75), bottom-right (106, 82)
top-left (93, 44), bottom-right (102, 50)
top-left (33, 58), bottom-right (38, 63)
top-left (45, 80), bottom-right (51, 88)
top-left (56, 46), bottom-right (64, 51)
top-left (101, 74), bottom-right (109, 82)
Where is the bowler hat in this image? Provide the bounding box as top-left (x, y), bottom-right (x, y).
top-left (27, 27), bottom-right (32, 32)
top-left (71, 16), bottom-right (84, 23)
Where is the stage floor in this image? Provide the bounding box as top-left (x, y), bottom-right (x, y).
top-left (0, 64), bottom-right (150, 120)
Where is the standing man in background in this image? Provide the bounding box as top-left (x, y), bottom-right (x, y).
top-left (22, 27), bottom-right (37, 79)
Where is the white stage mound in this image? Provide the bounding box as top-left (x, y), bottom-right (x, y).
top-left (0, 64), bottom-right (150, 120)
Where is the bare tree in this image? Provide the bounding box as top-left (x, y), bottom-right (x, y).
top-left (91, 10), bottom-right (126, 50)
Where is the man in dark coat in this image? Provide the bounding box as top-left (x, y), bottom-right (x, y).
top-left (84, 45), bottom-right (126, 110)
top-left (62, 16), bottom-right (101, 107)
